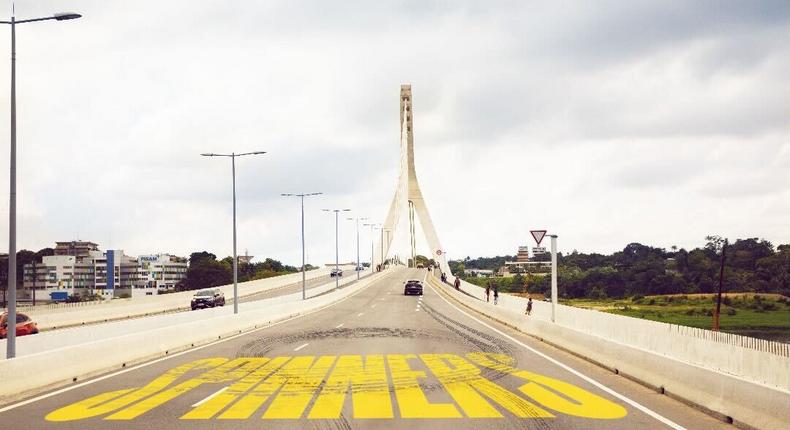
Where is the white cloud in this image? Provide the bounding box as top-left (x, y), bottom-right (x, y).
top-left (0, 0), bottom-right (787, 265)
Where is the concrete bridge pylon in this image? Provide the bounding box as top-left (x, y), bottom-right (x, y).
top-left (377, 85), bottom-right (449, 274)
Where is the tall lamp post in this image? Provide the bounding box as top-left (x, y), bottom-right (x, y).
top-left (381, 228), bottom-right (391, 269)
top-left (363, 223), bottom-right (380, 272)
top-left (281, 192), bottom-right (322, 300)
top-left (2, 10), bottom-right (81, 359)
top-left (346, 217), bottom-right (367, 280)
top-left (323, 208), bottom-right (350, 289)
top-left (201, 151), bottom-right (266, 315)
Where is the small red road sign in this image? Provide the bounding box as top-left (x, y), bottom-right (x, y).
top-left (530, 230), bottom-right (547, 246)
top-left (436, 250), bottom-right (443, 256)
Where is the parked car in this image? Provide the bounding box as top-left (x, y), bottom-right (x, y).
top-left (191, 288), bottom-right (225, 310)
top-left (403, 280), bottom-right (424, 296)
top-left (355, 266), bottom-right (364, 271)
top-left (330, 268), bottom-right (343, 277)
top-left (0, 312), bottom-right (39, 339)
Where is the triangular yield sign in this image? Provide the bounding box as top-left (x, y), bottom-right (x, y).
top-left (530, 230), bottom-right (547, 246)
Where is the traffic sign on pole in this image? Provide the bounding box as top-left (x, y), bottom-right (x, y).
top-left (436, 249), bottom-right (443, 256)
top-left (530, 230), bottom-right (547, 246)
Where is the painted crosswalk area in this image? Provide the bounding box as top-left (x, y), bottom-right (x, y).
top-left (47, 353), bottom-right (626, 422)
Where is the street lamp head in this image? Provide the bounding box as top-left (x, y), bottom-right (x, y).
top-left (342, 209), bottom-right (351, 212)
top-left (200, 153), bottom-right (216, 157)
top-left (54, 12), bottom-right (82, 21)
top-left (281, 193), bottom-right (293, 197)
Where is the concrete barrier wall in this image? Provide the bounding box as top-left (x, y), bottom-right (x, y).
top-left (15, 267), bottom-right (341, 330)
top-left (0, 269), bottom-right (373, 358)
top-left (429, 275), bottom-right (790, 430)
top-left (439, 274), bottom-right (790, 390)
top-left (0, 268), bottom-right (397, 404)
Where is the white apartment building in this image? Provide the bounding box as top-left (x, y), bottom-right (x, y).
top-left (138, 254), bottom-right (188, 295)
top-left (22, 243), bottom-right (188, 301)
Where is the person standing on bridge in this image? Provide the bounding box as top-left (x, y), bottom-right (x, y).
top-left (526, 297), bottom-right (533, 315)
top-left (454, 276), bottom-right (460, 290)
top-left (485, 283), bottom-right (491, 302)
top-left (493, 285), bottom-right (499, 305)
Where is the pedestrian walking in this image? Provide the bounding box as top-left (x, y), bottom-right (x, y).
top-left (485, 283), bottom-right (491, 302)
top-left (454, 276), bottom-right (461, 290)
top-left (526, 297), bottom-right (533, 315)
top-left (493, 286), bottom-right (499, 305)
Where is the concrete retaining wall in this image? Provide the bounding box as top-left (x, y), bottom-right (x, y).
top-left (0, 269), bottom-right (372, 358)
top-left (15, 267), bottom-right (340, 330)
top-left (429, 275), bottom-right (790, 430)
top-left (0, 268), bottom-right (395, 404)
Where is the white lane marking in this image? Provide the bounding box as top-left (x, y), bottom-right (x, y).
top-left (0, 271), bottom-right (388, 414)
top-left (428, 282), bottom-right (686, 430)
top-left (335, 323), bottom-right (344, 329)
top-left (294, 343), bottom-right (309, 352)
top-left (357, 312), bottom-right (365, 317)
top-left (192, 386), bottom-right (228, 407)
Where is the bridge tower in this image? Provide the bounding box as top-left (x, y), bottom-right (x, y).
top-left (377, 85), bottom-right (449, 273)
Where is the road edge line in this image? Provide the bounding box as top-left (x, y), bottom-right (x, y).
top-left (427, 277), bottom-right (686, 430)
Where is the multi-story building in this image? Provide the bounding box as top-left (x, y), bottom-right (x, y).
top-left (22, 242), bottom-right (188, 301)
top-left (54, 241), bottom-right (99, 256)
top-left (517, 246), bottom-right (530, 262)
top-left (138, 254), bottom-right (188, 294)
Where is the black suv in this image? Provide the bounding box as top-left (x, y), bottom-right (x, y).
top-left (403, 280), bottom-right (423, 296)
top-left (191, 288), bottom-right (226, 310)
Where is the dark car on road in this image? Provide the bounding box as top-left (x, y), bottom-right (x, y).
top-left (403, 279), bottom-right (424, 296)
top-left (330, 268), bottom-right (343, 277)
top-left (191, 288), bottom-right (225, 310)
top-left (0, 312), bottom-right (39, 339)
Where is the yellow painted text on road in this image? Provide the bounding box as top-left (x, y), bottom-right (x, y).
top-left (46, 353), bottom-right (627, 421)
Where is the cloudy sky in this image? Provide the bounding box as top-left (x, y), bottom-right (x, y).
top-left (0, 0), bottom-right (787, 266)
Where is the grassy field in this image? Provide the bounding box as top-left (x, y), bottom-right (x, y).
top-left (562, 293), bottom-right (790, 342)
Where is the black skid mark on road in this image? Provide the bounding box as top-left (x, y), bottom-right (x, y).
top-left (235, 327), bottom-right (447, 358)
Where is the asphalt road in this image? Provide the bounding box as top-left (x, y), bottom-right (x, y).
top-left (0, 268), bottom-right (730, 429)
top-left (237, 270), bottom-right (362, 303)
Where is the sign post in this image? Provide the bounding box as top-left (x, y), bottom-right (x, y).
top-left (531, 230), bottom-right (557, 322)
top-left (549, 235), bottom-right (558, 323)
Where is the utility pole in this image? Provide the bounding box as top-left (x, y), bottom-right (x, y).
top-left (713, 239), bottom-right (728, 331)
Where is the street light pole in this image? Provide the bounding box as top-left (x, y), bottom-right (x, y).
top-left (2, 10), bottom-right (82, 359)
top-left (282, 192), bottom-right (321, 300)
top-left (363, 223), bottom-right (379, 272)
top-left (323, 208), bottom-right (350, 289)
top-left (347, 217), bottom-right (367, 280)
top-left (201, 151), bottom-right (266, 315)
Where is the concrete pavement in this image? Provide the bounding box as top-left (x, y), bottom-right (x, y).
top-left (0, 268), bottom-right (731, 429)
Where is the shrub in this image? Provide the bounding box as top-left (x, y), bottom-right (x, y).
top-left (685, 309), bottom-right (695, 315)
top-left (726, 308), bottom-right (737, 316)
top-left (762, 303), bottom-right (778, 311)
top-left (648, 299), bottom-right (656, 305)
top-left (631, 294), bottom-right (645, 303)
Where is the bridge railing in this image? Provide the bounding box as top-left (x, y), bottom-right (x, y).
top-left (434, 270), bottom-right (789, 389)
